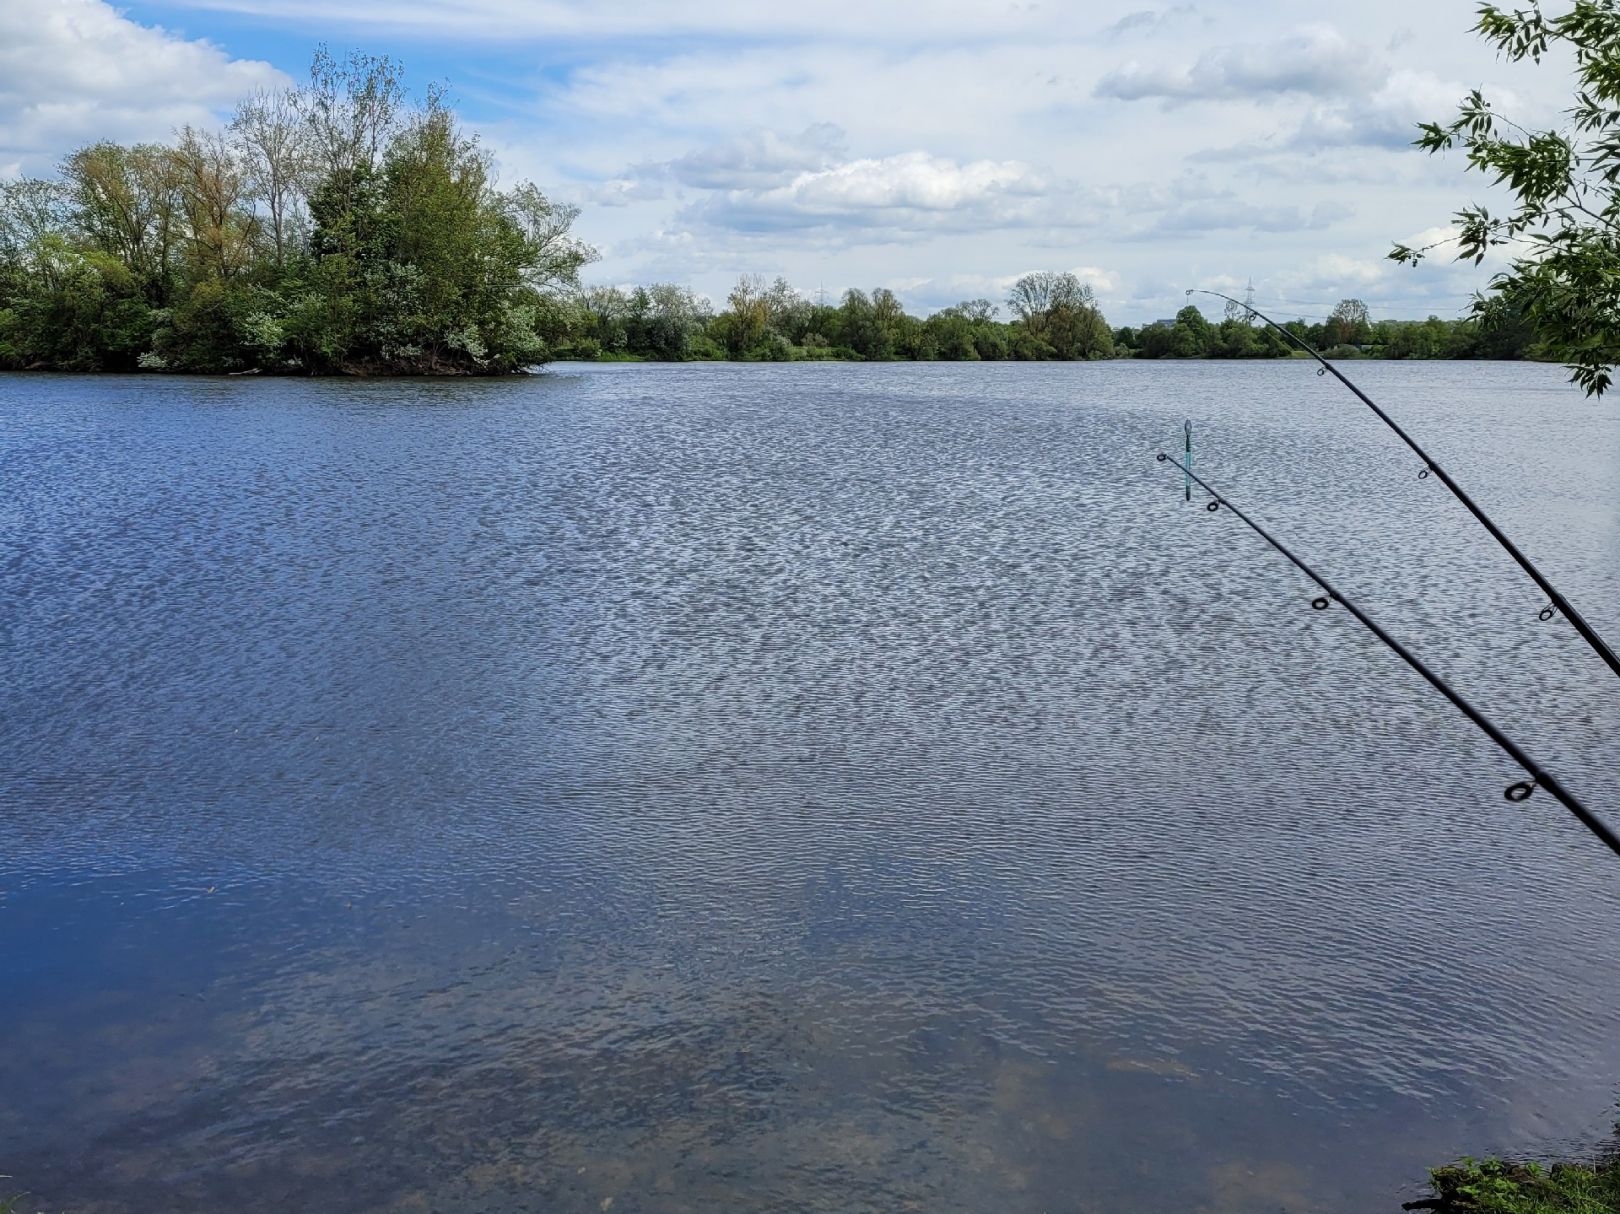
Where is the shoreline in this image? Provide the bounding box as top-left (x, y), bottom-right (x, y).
top-left (1403, 1152), bottom-right (1620, 1213)
top-left (0, 350), bottom-right (1568, 380)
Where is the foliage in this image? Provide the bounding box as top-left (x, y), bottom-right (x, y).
top-left (0, 49), bottom-right (593, 375)
top-left (549, 277), bottom-right (1541, 364)
top-left (1110, 297), bottom-right (1530, 362)
top-left (1004, 271), bottom-right (1114, 359)
top-left (1417, 1156), bottom-right (1620, 1214)
top-left (1391, 2), bottom-right (1620, 395)
top-left (552, 273), bottom-right (1118, 363)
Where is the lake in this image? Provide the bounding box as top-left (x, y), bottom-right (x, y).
top-left (2, 360), bottom-right (1618, 1213)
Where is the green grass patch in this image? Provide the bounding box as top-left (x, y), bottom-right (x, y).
top-left (1411, 1157), bottom-right (1620, 1213)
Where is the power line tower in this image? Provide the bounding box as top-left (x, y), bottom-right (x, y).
top-left (1225, 279), bottom-right (1257, 324)
top-left (1223, 278), bottom-right (1258, 325)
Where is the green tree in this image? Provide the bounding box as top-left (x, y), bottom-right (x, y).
top-left (0, 50), bottom-right (592, 375)
top-left (1326, 298), bottom-right (1371, 346)
top-left (1391, 2), bottom-right (1620, 394)
top-left (1005, 272), bottom-right (1112, 359)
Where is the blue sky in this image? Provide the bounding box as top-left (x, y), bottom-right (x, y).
top-left (0, 0), bottom-right (1567, 324)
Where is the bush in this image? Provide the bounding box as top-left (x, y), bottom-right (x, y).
top-left (1418, 1156), bottom-right (1620, 1214)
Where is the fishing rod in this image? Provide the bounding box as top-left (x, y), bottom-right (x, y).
top-left (1156, 449), bottom-right (1620, 861)
top-left (1188, 288), bottom-right (1620, 683)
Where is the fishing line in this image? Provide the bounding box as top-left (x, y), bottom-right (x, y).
top-left (1155, 449), bottom-right (1620, 860)
top-left (1187, 288), bottom-right (1620, 682)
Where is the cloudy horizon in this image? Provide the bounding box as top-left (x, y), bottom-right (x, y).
top-left (0, 0), bottom-right (1565, 325)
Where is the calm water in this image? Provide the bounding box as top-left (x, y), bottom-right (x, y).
top-left (2, 361), bottom-right (1618, 1213)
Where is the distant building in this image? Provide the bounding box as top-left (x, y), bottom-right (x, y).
top-left (1149, 318), bottom-right (1177, 329)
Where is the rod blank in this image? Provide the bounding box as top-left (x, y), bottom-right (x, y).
top-left (1187, 288), bottom-right (1620, 683)
top-left (1156, 449), bottom-right (1620, 861)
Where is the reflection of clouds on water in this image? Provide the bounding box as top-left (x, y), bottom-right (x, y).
top-left (0, 872), bottom-right (1509, 1213)
top-left (2, 873), bottom-right (1362, 1212)
top-left (2, 362), bottom-right (1618, 1212)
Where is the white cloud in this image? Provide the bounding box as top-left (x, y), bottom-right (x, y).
top-left (1285, 70), bottom-right (1481, 150)
top-left (0, 0), bottom-right (287, 172)
top-left (687, 151), bottom-right (1072, 238)
top-left (1096, 25), bottom-right (1381, 102)
top-left (1072, 265), bottom-right (1120, 294)
top-left (667, 125), bottom-right (847, 190)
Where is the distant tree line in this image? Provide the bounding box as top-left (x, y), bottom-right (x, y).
top-left (1111, 297), bottom-right (1536, 362)
top-left (560, 282), bottom-right (1539, 365)
top-left (0, 50), bottom-right (593, 375)
top-left (563, 270), bottom-right (1116, 363)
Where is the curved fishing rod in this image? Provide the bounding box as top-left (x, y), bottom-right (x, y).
top-left (1188, 288), bottom-right (1620, 683)
top-left (1156, 450), bottom-right (1620, 861)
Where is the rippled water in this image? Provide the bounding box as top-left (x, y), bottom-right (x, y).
top-left (2, 360), bottom-right (1618, 1213)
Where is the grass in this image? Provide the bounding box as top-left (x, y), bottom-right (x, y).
top-left (1410, 1157), bottom-right (1620, 1213)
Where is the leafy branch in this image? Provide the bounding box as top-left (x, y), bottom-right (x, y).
top-left (1391, 2), bottom-right (1620, 395)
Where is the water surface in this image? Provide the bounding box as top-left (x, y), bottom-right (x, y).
top-left (3, 361), bottom-right (1619, 1213)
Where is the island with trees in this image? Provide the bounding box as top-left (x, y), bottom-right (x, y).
top-left (0, 51), bottom-right (592, 376)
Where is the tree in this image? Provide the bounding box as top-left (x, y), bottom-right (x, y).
top-left (718, 274), bottom-right (771, 355)
top-left (1391, 2), bottom-right (1620, 394)
top-left (837, 287), bottom-right (893, 360)
top-left (60, 142), bottom-right (179, 295)
top-left (1326, 298), bottom-right (1370, 347)
top-left (625, 283), bottom-right (711, 359)
top-left (232, 89), bottom-right (310, 267)
top-left (1005, 272), bottom-right (1111, 359)
top-left (303, 47), bottom-right (406, 182)
top-left (171, 125), bottom-right (258, 281)
top-left (764, 275), bottom-right (810, 339)
top-left (0, 50), bottom-right (594, 375)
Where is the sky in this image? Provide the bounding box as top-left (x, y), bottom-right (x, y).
top-left (0, 0), bottom-right (1574, 324)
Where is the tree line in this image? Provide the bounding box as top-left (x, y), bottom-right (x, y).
top-left (1111, 297), bottom-right (1535, 362)
top-left (565, 271), bottom-right (1115, 362)
top-left (558, 283), bottom-right (1536, 364)
top-left (0, 51), bottom-right (593, 374)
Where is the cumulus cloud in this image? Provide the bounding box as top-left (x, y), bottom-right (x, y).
top-left (0, 0), bottom-right (286, 172)
top-left (1096, 25), bottom-right (1380, 102)
top-left (667, 124), bottom-right (847, 190)
top-left (1286, 70), bottom-right (1477, 150)
top-left (687, 151), bottom-right (1077, 237)
top-left (1071, 265), bottom-right (1121, 293)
